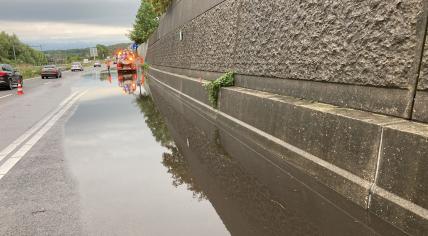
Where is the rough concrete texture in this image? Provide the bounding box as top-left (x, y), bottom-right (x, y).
top-left (413, 90), bottom-right (428, 122)
top-left (148, 0), bottom-right (424, 88)
top-left (156, 0), bottom-right (225, 39)
top-left (146, 0), bottom-right (428, 120)
top-left (417, 19), bottom-right (428, 90)
top-left (147, 0), bottom-right (239, 72)
top-left (234, 0), bottom-right (423, 87)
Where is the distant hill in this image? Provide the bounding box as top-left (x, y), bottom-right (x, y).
top-left (44, 43), bottom-right (132, 63)
top-left (107, 43), bottom-right (132, 51)
top-left (45, 43), bottom-right (131, 56)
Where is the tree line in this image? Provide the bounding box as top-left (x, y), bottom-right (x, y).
top-left (0, 31), bottom-right (47, 65)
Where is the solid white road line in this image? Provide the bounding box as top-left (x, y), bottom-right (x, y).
top-left (0, 94), bottom-right (13, 100)
top-left (0, 91), bottom-right (79, 163)
top-left (0, 90), bottom-right (87, 181)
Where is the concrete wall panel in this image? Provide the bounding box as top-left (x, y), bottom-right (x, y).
top-left (234, 0), bottom-right (423, 87)
top-left (371, 122), bottom-right (428, 235)
top-left (218, 87), bottom-right (401, 183)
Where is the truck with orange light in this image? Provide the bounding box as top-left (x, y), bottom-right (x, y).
top-left (115, 49), bottom-right (137, 73)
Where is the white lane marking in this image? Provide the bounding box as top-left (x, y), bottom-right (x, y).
top-left (44, 82), bottom-right (51, 85)
top-left (0, 158), bottom-right (20, 175)
top-left (0, 91), bottom-right (80, 163)
top-left (0, 94), bottom-right (13, 100)
top-left (0, 91), bottom-right (87, 180)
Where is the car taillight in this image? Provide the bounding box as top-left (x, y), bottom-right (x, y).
top-left (0, 71), bottom-right (7, 76)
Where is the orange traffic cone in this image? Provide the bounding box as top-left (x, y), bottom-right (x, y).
top-left (17, 83), bottom-right (24, 95)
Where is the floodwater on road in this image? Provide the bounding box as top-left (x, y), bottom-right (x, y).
top-left (64, 69), bottom-right (406, 236)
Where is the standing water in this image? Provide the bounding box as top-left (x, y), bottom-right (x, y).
top-left (64, 69), bottom-right (406, 236)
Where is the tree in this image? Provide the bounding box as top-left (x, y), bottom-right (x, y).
top-left (0, 32), bottom-right (47, 65)
top-left (135, 94), bottom-right (206, 200)
top-left (149, 0), bottom-right (173, 15)
top-left (129, 0), bottom-right (159, 44)
top-left (96, 44), bottom-right (109, 59)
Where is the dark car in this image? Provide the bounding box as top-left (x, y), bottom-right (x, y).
top-left (41, 65), bottom-right (62, 79)
top-left (0, 64), bottom-right (23, 90)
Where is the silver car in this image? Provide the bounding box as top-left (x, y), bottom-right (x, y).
top-left (71, 62), bottom-right (84, 72)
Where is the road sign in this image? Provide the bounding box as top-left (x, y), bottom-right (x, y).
top-left (90, 48), bottom-right (98, 58)
top-left (131, 43), bottom-right (138, 51)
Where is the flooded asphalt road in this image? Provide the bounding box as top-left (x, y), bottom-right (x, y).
top-left (65, 71), bottom-right (228, 235)
top-left (0, 68), bottom-right (409, 235)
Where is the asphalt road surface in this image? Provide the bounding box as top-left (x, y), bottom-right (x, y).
top-left (0, 68), bottom-right (229, 236)
top-left (0, 68), bottom-right (408, 236)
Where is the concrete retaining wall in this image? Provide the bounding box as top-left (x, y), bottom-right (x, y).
top-left (146, 1), bottom-right (428, 234)
top-left (147, 0), bottom-right (428, 122)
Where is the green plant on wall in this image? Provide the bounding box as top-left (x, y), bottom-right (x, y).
top-left (204, 72), bottom-right (235, 108)
top-left (142, 63), bottom-right (150, 73)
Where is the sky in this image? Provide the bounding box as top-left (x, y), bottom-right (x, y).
top-left (0, 0), bottom-right (140, 50)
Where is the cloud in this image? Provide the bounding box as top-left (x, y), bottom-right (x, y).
top-left (1, 21), bottom-right (130, 41)
top-left (0, 0), bottom-right (140, 49)
top-left (0, 0), bottom-right (139, 26)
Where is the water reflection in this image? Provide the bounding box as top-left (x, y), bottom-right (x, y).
top-left (99, 71), bottom-right (112, 83)
top-left (98, 70), bottom-right (146, 95)
top-left (135, 94), bottom-right (207, 200)
top-left (139, 78), bottom-right (408, 236)
top-left (118, 73), bottom-right (138, 94)
top-left (66, 76), bottom-right (228, 235)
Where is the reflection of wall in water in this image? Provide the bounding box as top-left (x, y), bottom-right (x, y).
top-left (135, 94), bottom-right (206, 200)
top-left (145, 80), bottom-right (405, 236)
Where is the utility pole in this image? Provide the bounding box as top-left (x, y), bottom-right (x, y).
top-left (30, 45), bottom-right (45, 66)
top-left (12, 44), bottom-right (17, 61)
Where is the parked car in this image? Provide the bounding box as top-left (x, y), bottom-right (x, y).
top-left (71, 62), bottom-right (84, 72)
top-left (0, 64), bottom-right (23, 90)
top-left (41, 65), bottom-right (62, 79)
top-left (94, 61), bottom-right (102, 67)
